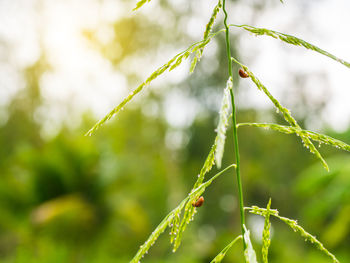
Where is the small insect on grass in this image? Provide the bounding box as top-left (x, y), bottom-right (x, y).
top-left (238, 68), bottom-right (249, 78)
top-left (192, 196), bottom-right (205, 207)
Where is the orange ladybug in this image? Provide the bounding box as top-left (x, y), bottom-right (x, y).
top-left (192, 196), bottom-right (204, 207)
top-left (238, 68), bottom-right (249, 78)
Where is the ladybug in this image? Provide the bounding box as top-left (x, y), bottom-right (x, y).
top-left (192, 196), bottom-right (204, 207)
top-left (238, 68), bottom-right (249, 78)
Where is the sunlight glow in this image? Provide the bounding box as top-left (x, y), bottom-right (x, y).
top-left (0, 0), bottom-right (349, 133)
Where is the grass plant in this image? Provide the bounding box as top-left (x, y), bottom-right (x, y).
top-left (86, 1), bottom-right (350, 262)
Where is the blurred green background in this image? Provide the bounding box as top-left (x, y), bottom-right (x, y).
top-left (1, 0), bottom-right (350, 262)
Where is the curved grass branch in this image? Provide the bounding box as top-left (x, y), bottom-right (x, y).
top-left (246, 206), bottom-right (339, 263)
top-left (85, 30), bottom-right (224, 136)
top-left (231, 57), bottom-right (329, 171)
top-left (230, 24), bottom-right (350, 69)
top-left (238, 123), bottom-right (350, 153)
top-left (86, 23), bottom-right (350, 136)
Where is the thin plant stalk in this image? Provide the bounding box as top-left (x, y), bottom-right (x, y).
top-left (222, 0), bottom-right (246, 249)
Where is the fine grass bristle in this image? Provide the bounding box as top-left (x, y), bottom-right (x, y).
top-left (231, 57), bottom-right (329, 171)
top-left (246, 206), bottom-right (339, 263)
top-left (210, 235), bottom-right (242, 263)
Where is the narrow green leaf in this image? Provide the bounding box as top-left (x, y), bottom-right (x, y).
top-left (247, 206), bottom-right (339, 263)
top-left (231, 57), bottom-right (329, 171)
top-left (215, 77), bottom-right (232, 168)
top-left (243, 225), bottom-right (258, 263)
top-left (210, 235), bottom-right (242, 263)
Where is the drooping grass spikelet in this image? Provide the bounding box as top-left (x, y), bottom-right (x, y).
top-left (278, 216), bottom-right (339, 263)
top-left (215, 77), bottom-right (232, 168)
top-left (237, 123), bottom-right (350, 153)
top-left (262, 199), bottom-right (272, 263)
top-left (133, 0), bottom-right (151, 11)
top-left (130, 199), bottom-right (187, 263)
top-left (231, 24), bottom-right (350, 69)
top-left (168, 133), bottom-right (221, 250)
top-left (171, 139), bottom-right (220, 251)
top-left (85, 32), bottom-right (222, 136)
top-left (231, 57), bottom-right (329, 171)
top-left (131, 164), bottom-right (235, 262)
top-left (190, 0), bottom-right (222, 73)
top-left (246, 206), bottom-right (339, 263)
top-left (210, 235), bottom-right (242, 263)
top-left (171, 163), bottom-right (236, 252)
top-left (243, 225), bottom-right (258, 263)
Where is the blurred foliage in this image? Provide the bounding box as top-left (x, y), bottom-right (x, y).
top-left (0, 0), bottom-right (350, 262)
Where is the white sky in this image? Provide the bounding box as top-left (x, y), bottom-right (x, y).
top-left (0, 0), bottom-right (350, 134)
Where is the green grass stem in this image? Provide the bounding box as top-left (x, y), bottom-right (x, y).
top-left (222, 0), bottom-right (246, 251)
